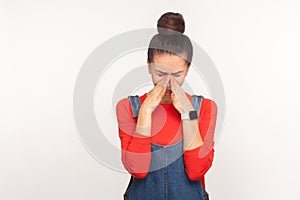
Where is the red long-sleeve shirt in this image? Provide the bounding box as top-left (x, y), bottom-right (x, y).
top-left (116, 92), bottom-right (218, 190)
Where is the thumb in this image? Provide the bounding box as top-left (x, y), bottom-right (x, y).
top-left (170, 92), bottom-right (175, 100)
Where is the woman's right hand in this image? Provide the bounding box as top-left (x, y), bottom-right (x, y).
top-left (135, 76), bottom-right (170, 136)
top-left (140, 75), bottom-right (170, 114)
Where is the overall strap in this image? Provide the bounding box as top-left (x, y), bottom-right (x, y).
top-left (128, 95), bottom-right (141, 118)
top-left (192, 95), bottom-right (204, 117)
top-left (129, 94), bottom-right (203, 118)
top-left (125, 95), bottom-right (141, 197)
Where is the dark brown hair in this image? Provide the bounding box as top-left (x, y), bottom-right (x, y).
top-left (147, 12), bottom-right (193, 67)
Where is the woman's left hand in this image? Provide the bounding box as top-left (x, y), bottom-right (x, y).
top-left (170, 77), bottom-right (194, 114)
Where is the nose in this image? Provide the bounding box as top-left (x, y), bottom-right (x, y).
top-left (166, 76), bottom-right (172, 89)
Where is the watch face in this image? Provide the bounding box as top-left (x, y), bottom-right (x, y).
top-left (189, 111), bottom-right (198, 120)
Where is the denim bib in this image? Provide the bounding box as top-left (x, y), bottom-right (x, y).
top-left (124, 95), bottom-right (209, 200)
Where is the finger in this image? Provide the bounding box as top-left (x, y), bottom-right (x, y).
top-left (154, 77), bottom-right (167, 89)
top-left (170, 78), bottom-right (183, 98)
top-left (170, 92), bottom-right (178, 104)
top-left (153, 83), bottom-right (166, 95)
top-left (155, 83), bottom-right (166, 94)
top-left (170, 92), bottom-right (175, 100)
top-left (170, 77), bottom-right (174, 90)
top-left (148, 84), bottom-right (161, 96)
top-left (158, 76), bottom-right (170, 87)
top-left (150, 86), bottom-right (164, 97)
top-left (171, 77), bottom-right (179, 88)
top-left (170, 78), bottom-right (179, 94)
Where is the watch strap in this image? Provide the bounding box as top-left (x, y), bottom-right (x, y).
top-left (181, 112), bottom-right (190, 120)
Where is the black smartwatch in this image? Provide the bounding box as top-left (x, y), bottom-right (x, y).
top-left (181, 110), bottom-right (198, 120)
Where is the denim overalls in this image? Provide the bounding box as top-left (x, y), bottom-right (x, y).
top-left (124, 95), bottom-right (209, 200)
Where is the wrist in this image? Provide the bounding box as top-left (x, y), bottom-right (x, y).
top-left (139, 104), bottom-right (153, 115)
top-left (180, 105), bottom-right (195, 114)
top-left (181, 110), bottom-right (198, 121)
top-left (135, 124), bottom-right (151, 137)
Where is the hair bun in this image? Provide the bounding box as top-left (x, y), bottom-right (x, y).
top-left (157, 12), bottom-right (185, 35)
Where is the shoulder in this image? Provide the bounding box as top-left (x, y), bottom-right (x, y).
top-left (185, 92), bottom-right (217, 112)
top-left (201, 98), bottom-right (218, 112)
top-left (116, 93), bottom-right (148, 116)
top-left (199, 97), bottom-right (218, 123)
top-left (116, 98), bottom-right (130, 116)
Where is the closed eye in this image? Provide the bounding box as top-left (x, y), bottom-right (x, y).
top-left (157, 73), bottom-right (181, 77)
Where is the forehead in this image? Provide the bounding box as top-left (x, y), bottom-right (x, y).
top-left (151, 54), bottom-right (188, 72)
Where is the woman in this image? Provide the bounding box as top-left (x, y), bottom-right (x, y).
top-left (116, 12), bottom-right (218, 200)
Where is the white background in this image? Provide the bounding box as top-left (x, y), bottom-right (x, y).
top-left (1, 0), bottom-right (300, 199)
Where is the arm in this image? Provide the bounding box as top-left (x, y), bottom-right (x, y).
top-left (183, 99), bottom-right (218, 180)
top-left (116, 98), bottom-right (153, 178)
top-left (181, 104), bottom-right (204, 151)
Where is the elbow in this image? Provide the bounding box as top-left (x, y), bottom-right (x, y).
top-left (186, 172), bottom-right (198, 181)
top-left (131, 172), bottom-right (148, 179)
top-left (185, 169), bottom-right (203, 181)
top-left (122, 153), bottom-right (150, 179)
top-left (185, 163), bottom-right (212, 181)
top-left (124, 163), bottom-right (149, 179)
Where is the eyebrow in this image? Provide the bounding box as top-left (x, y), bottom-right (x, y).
top-left (156, 70), bottom-right (183, 75)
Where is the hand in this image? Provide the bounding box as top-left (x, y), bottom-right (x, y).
top-left (170, 77), bottom-right (194, 114)
top-left (142, 75), bottom-right (170, 113)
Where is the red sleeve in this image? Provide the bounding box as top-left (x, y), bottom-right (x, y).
top-left (116, 98), bottom-right (152, 178)
top-left (183, 99), bottom-right (218, 184)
